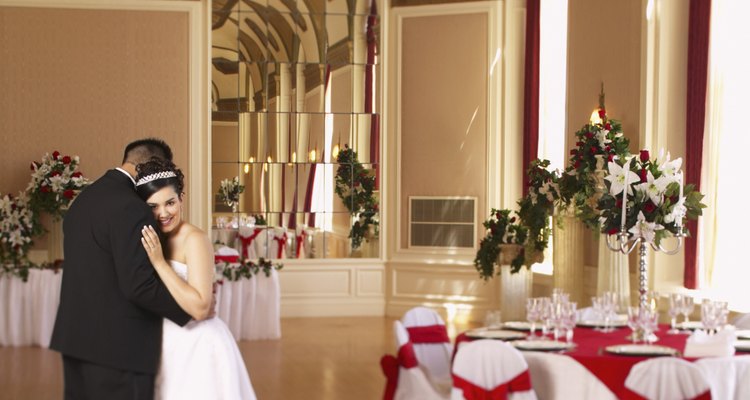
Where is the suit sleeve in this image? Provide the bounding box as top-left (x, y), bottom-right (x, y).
top-left (110, 201), bottom-right (192, 326)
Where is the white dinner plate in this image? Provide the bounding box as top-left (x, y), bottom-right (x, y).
top-left (465, 329), bottom-right (527, 341)
top-left (605, 344), bottom-right (679, 357)
top-left (511, 340), bottom-right (574, 352)
top-left (577, 317), bottom-right (628, 329)
top-left (678, 321), bottom-right (705, 330)
top-left (503, 321), bottom-right (532, 331)
top-left (735, 341), bottom-right (750, 352)
top-left (736, 330), bottom-right (750, 340)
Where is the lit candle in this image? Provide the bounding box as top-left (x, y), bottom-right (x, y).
top-left (621, 158), bottom-right (630, 229)
top-left (677, 172), bottom-right (684, 228)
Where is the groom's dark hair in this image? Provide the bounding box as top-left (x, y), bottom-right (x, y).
top-left (122, 138), bottom-right (173, 165)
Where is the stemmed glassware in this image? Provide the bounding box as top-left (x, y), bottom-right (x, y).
top-left (639, 308), bottom-right (659, 345)
top-left (667, 293), bottom-right (684, 334)
top-left (626, 306), bottom-right (640, 344)
top-left (526, 298), bottom-right (540, 339)
top-left (681, 296), bottom-right (695, 327)
top-left (701, 300), bottom-right (729, 334)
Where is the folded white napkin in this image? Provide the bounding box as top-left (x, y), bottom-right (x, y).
top-left (215, 246), bottom-right (240, 256)
top-left (683, 326), bottom-right (736, 358)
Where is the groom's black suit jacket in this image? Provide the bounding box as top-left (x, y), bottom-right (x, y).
top-left (50, 169), bottom-right (191, 374)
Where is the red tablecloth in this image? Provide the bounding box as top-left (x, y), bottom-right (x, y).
top-left (455, 324), bottom-right (691, 398)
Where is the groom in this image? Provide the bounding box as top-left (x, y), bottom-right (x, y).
top-left (50, 138), bottom-right (191, 399)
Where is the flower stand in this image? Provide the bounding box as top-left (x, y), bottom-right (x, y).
top-left (498, 244), bottom-right (532, 321)
top-left (552, 215), bottom-right (586, 304)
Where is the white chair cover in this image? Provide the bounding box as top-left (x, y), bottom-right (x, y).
top-left (304, 228), bottom-right (316, 258)
top-left (523, 352), bottom-right (616, 400)
top-left (294, 226), bottom-right (308, 259)
top-left (733, 313), bottom-right (750, 329)
top-left (267, 227), bottom-right (288, 260)
top-left (393, 320), bottom-right (447, 400)
top-left (624, 358), bottom-right (711, 400)
top-left (237, 226), bottom-right (262, 260)
top-left (401, 307), bottom-right (453, 394)
top-left (695, 355), bottom-right (750, 400)
top-left (451, 339), bottom-right (537, 400)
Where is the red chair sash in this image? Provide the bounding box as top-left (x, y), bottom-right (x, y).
top-left (620, 387), bottom-right (711, 400)
top-left (452, 370), bottom-right (532, 400)
top-left (397, 342), bottom-right (418, 369)
top-left (406, 324), bottom-right (450, 344)
top-left (380, 355), bottom-right (399, 400)
top-left (272, 233), bottom-right (288, 258)
top-left (295, 231), bottom-right (307, 258)
top-left (238, 228), bottom-right (263, 259)
top-left (214, 255), bottom-right (239, 263)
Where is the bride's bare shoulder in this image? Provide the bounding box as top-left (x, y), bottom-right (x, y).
top-left (181, 223), bottom-right (210, 243)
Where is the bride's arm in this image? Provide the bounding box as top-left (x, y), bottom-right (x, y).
top-left (141, 226), bottom-right (214, 321)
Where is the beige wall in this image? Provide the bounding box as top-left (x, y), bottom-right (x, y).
top-left (399, 12), bottom-right (488, 249)
top-left (0, 6), bottom-right (191, 248)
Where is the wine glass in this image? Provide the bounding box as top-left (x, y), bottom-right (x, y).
top-left (626, 306), bottom-right (640, 344)
top-left (526, 298), bottom-right (540, 339)
top-left (667, 293), bottom-right (683, 334)
top-left (681, 296), bottom-right (695, 328)
top-left (563, 302), bottom-right (578, 343)
top-left (640, 308), bottom-right (659, 345)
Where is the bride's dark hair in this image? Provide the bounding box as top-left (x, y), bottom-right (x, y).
top-left (135, 158), bottom-right (185, 201)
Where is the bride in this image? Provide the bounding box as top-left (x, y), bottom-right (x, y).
top-left (136, 158), bottom-right (256, 400)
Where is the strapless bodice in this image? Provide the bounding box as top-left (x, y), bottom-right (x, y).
top-left (168, 260), bottom-right (188, 281)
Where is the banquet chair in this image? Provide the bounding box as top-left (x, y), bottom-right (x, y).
top-left (522, 352), bottom-right (616, 400)
top-left (381, 320), bottom-right (447, 400)
top-left (695, 355), bottom-right (750, 400)
top-left (623, 358), bottom-right (711, 399)
top-left (267, 227), bottom-right (289, 259)
top-left (732, 313), bottom-right (750, 329)
top-left (401, 307), bottom-right (453, 394)
top-left (238, 225), bottom-right (264, 260)
top-left (451, 339), bottom-right (537, 400)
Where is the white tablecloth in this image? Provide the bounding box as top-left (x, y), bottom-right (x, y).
top-left (0, 266), bottom-right (281, 347)
top-left (0, 269), bottom-right (62, 347)
top-left (216, 267), bottom-right (281, 340)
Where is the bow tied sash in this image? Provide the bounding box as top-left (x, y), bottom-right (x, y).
top-left (295, 231), bottom-right (308, 258)
top-left (406, 324), bottom-right (450, 344)
top-left (272, 233), bottom-right (288, 258)
top-left (380, 342), bottom-right (420, 400)
top-left (452, 370), bottom-right (532, 400)
top-left (620, 387), bottom-right (711, 400)
top-left (214, 255), bottom-right (239, 263)
top-left (238, 228), bottom-right (263, 259)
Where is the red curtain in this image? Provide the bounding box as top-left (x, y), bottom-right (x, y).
top-left (366, 0), bottom-right (380, 189)
top-left (522, 0), bottom-right (540, 196)
top-left (684, 0), bottom-right (711, 289)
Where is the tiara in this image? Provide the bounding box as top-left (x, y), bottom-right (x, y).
top-left (136, 171), bottom-right (177, 186)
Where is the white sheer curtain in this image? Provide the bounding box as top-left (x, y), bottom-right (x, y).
top-left (701, 0), bottom-right (750, 310)
top-left (532, 0), bottom-right (568, 275)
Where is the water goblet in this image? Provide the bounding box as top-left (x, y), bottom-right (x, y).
top-left (484, 310), bottom-right (503, 330)
top-left (667, 293), bottom-right (684, 334)
top-left (526, 298), bottom-right (540, 339)
top-left (626, 306), bottom-right (640, 344)
top-left (640, 309), bottom-right (659, 345)
top-left (681, 296), bottom-right (695, 327)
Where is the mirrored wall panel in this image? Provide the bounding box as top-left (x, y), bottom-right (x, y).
top-left (211, 0), bottom-right (380, 259)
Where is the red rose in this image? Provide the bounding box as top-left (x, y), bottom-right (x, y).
top-left (51, 170), bottom-right (61, 177)
top-left (576, 141), bottom-right (583, 147)
top-left (615, 198), bottom-right (622, 208)
top-left (11, 203), bottom-right (17, 211)
top-left (62, 156), bottom-right (72, 164)
top-left (574, 160), bottom-right (581, 169)
top-left (495, 211), bottom-right (502, 219)
top-left (40, 185), bottom-right (50, 193)
top-left (644, 201), bottom-right (656, 213)
top-left (639, 149), bottom-right (650, 162)
top-left (605, 123), bottom-right (612, 130)
top-left (590, 147), bottom-right (598, 154)
top-left (608, 154), bottom-right (615, 162)
top-left (510, 217), bottom-right (516, 223)
top-left (570, 149), bottom-right (577, 156)
top-left (669, 195), bottom-right (678, 204)
top-left (52, 151), bottom-right (60, 159)
top-left (605, 145), bottom-right (611, 152)
top-left (63, 190), bottom-right (75, 199)
top-left (585, 132), bottom-right (594, 139)
top-left (607, 227), bottom-right (619, 235)
top-left (30, 162), bottom-right (37, 170)
top-left (598, 109), bottom-right (606, 118)
top-left (72, 172), bottom-right (82, 178)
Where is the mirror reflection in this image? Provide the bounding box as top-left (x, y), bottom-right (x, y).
top-left (211, 0), bottom-right (380, 259)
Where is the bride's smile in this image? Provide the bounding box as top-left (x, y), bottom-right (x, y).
top-left (146, 187), bottom-right (183, 234)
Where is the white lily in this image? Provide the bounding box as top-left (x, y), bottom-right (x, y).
top-left (635, 170), bottom-right (670, 206)
top-left (628, 211), bottom-right (664, 244)
top-left (658, 156), bottom-right (683, 180)
top-left (664, 197), bottom-right (687, 224)
top-left (605, 160), bottom-right (640, 196)
top-left (596, 129), bottom-right (612, 149)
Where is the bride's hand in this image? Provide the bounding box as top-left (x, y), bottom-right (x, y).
top-left (141, 225), bottom-right (166, 266)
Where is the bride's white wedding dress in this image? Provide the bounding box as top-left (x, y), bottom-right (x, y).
top-left (156, 260), bottom-right (256, 400)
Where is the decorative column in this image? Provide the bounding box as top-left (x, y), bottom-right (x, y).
top-left (552, 214), bottom-right (586, 304)
top-left (597, 235), bottom-right (630, 308)
top-left (498, 244), bottom-right (533, 321)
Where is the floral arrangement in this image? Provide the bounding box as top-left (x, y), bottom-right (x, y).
top-left (474, 209), bottom-right (529, 279)
top-left (218, 176), bottom-right (244, 212)
top-left (334, 145), bottom-right (379, 250)
top-left (252, 214), bottom-right (267, 225)
top-left (558, 94), bottom-right (630, 229)
top-left (0, 192), bottom-right (40, 268)
top-left (216, 257), bottom-right (283, 283)
top-left (598, 150), bottom-right (705, 245)
top-left (27, 151), bottom-right (88, 219)
top-left (517, 159), bottom-right (560, 258)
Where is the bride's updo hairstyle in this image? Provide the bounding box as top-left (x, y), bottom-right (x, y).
top-left (135, 158), bottom-right (185, 201)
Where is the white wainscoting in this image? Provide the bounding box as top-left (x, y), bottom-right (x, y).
top-left (279, 260), bottom-right (386, 317)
